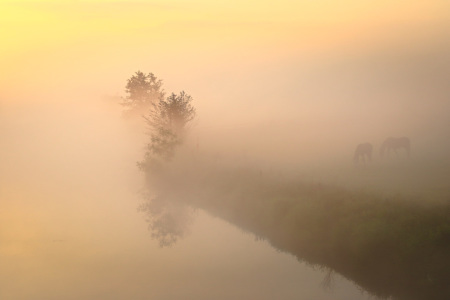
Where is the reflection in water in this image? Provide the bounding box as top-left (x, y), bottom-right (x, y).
top-left (136, 190), bottom-right (380, 300)
top-left (138, 194), bottom-right (195, 247)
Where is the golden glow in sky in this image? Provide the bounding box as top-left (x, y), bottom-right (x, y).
top-left (0, 0), bottom-right (449, 101)
top-left (2, 0), bottom-right (449, 54)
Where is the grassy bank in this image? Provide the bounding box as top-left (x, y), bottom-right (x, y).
top-left (145, 162), bottom-right (450, 300)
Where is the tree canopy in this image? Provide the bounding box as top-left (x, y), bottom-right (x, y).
top-left (121, 71), bottom-right (164, 117)
top-left (145, 91), bottom-right (196, 137)
top-left (122, 71), bottom-right (196, 171)
top-left (142, 91), bottom-right (196, 162)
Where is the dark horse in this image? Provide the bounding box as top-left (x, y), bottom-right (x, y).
top-left (354, 143), bottom-right (373, 164)
top-left (380, 137), bottom-right (411, 158)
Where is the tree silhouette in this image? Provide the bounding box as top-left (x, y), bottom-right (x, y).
top-left (121, 71), bottom-right (164, 117)
top-left (138, 90), bottom-right (196, 172)
top-left (145, 91), bottom-right (196, 137)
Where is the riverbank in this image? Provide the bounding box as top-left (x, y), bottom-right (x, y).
top-left (146, 163), bottom-right (450, 300)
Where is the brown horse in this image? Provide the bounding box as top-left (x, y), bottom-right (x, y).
top-left (354, 143), bottom-right (373, 164)
top-left (380, 137), bottom-right (411, 158)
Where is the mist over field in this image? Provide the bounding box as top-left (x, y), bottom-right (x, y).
top-left (1, 1), bottom-right (450, 299)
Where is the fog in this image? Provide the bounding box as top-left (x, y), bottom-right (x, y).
top-left (1, 1), bottom-right (450, 299)
top-left (0, 99), bottom-right (376, 300)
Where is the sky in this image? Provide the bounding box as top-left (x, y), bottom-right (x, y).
top-left (1, 1), bottom-right (449, 99)
top-left (1, 0), bottom-right (450, 159)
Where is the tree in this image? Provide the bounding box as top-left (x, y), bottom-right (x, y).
top-left (146, 91), bottom-right (196, 137)
top-left (138, 91), bottom-right (196, 171)
top-left (121, 71), bottom-right (164, 117)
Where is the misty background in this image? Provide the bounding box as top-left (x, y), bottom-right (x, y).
top-left (1, 1), bottom-right (450, 299)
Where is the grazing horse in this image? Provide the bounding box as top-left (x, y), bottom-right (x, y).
top-left (354, 143), bottom-right (373, 164)
top-left (380, 137), bottom-right (410, 158)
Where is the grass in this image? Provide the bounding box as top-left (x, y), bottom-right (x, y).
top-left (144, 160), bottom-right (450, 300)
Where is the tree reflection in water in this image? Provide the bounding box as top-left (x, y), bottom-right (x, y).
top-left (138, 194), bottom-right (195, 247)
